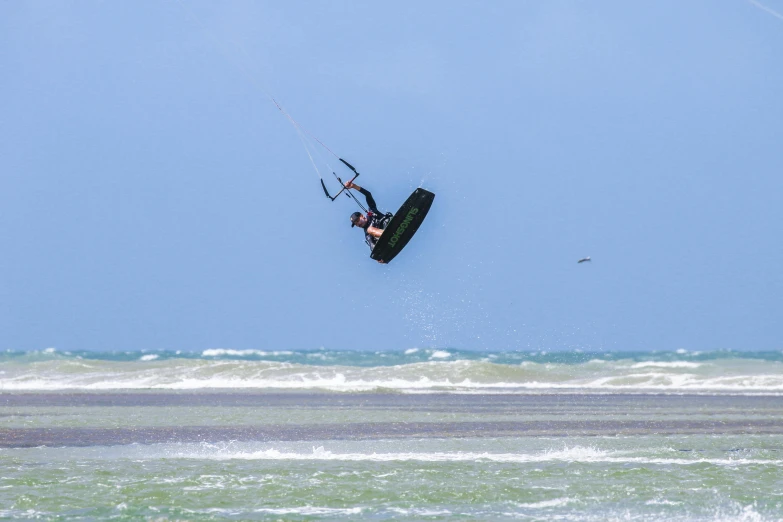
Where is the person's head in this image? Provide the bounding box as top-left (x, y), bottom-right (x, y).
top-left (350, 212), bottom-right (367, 228)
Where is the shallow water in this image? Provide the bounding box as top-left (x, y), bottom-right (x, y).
top-left (3, 435), bottom-right (783, 520)
top-left (2, 392), bottom-right (783, 520)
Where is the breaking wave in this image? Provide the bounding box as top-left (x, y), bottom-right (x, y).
top-left (1, 349), bottom-right (782, 394)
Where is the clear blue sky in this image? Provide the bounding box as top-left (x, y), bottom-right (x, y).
top-left (2, 1), bottom-right (781, 352)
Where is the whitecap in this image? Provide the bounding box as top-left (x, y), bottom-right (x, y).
top-left (254, 507), bottom-right (363, 516)
top-left (515, 498), bottom-right (575, 509)
top-left (631, 361), bottom-right (702, 369)
top-left (202, 349), bottom-right (292, 357)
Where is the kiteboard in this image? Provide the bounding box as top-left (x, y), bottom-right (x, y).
top-left (370, 188), bottom-right (435, 263)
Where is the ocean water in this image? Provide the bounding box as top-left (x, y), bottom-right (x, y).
top-left (2, 347), bottom-right (783, 393)
top-left (2, 348), bottom-right (783, 520)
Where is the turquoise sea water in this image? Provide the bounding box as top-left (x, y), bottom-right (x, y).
top-left (2, 349), bottom-right (783, 520)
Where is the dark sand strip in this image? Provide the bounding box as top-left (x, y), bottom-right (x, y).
top-left (3, 392), bottom-right (783, 411)
top-left (4, 393), bottom-right (782, 447)
top-left (3, 419), bottom-right (783, 448)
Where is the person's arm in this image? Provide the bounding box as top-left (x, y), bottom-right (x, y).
top-left (344, 182), bottom-right (379, 214)
top-left (366, 226), bottom-right (384, 239)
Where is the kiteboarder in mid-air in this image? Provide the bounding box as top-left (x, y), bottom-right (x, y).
top-left (318, 159), bottom-right (434, 264)
top-left (179, 17), bottom-right (434, 264)
top-left (344, 181), bottom-right (392, 262)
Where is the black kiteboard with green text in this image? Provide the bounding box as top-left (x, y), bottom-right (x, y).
top-left (371, 188), bottom-right (435, 263)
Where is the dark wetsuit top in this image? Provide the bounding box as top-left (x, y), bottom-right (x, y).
top-left (357, 187), bottom-right (391, 250)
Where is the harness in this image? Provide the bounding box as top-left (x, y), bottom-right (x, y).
top-left (364, 211), bottom-right (394, 249)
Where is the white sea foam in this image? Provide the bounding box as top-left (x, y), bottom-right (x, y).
top-left (404, 348), bottom-right (419, 355)
top-left (515, 498), bottom-right (576, 508)
top-left (541, 446), bottom-right (609, 460)
top-left (631, 361), bottom-right (702, 369)
top-left (3, 356), bottom-right (783, 394)
top-left (386, 507), bottom-right (453, 516)
top-left (202, 349), bottom-right (293, 357)
top-left (0, 511), bottom-right (49, 519)
top-left (253, 506), bottom-right (363, 516)
top-left (169, 445), bottom-right (783, 467)
top-left (645, 498), bottom-right (682, 506)
top-left (6, 371), bottom-right (783, 393)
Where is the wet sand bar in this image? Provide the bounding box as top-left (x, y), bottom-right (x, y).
top-left (2, 392), bottom-right (783, 447)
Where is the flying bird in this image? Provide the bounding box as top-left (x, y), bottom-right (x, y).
top-left (577, 257), bottom-right (591, 263)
